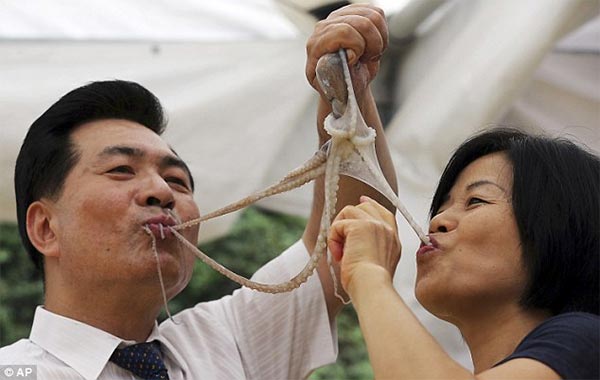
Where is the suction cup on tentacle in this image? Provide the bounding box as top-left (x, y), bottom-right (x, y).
top-left (319, 50), bottom-right (431, 245)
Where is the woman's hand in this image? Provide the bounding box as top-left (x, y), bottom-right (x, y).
top-left (328, 196), bottom-right (401, 297)
top-left (305, 4), bottom-right (388, 102)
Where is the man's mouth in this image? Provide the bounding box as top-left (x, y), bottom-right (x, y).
top-left (143, 215), bottom-right (178, 240)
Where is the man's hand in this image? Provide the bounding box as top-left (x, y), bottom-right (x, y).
top-left (306, 4), bottom-right (388, 106)
top-left (302, 4), bottom-right (396, 319)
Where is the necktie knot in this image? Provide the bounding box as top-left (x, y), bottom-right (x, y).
top-left (110, 341), bottom-right (169, 380)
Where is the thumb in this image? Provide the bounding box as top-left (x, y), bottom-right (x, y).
top-left (328, 220), bottom-right (347, 262)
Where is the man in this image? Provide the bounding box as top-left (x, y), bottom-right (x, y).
top-left (1, 4), bottom-right (394, 379)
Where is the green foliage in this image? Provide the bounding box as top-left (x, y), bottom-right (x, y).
top-left (310, 308), bottom-right (373, 380)
top-left (170, 207), bottom-right (309, 307)
top-left (0, 208), bottom-right (371, 379)
top-left (0, 223), bottom-right (43, 345)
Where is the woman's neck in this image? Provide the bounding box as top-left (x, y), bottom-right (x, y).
top-left (455, 305), bottom-right (550, 373)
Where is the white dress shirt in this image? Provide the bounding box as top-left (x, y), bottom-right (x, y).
top-left (0, 240), bottom-right (338, 380)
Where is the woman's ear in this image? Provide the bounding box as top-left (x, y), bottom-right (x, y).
top-left (26, 200), bottom-right (60, 258)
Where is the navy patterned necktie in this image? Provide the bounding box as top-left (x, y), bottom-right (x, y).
top-left (109, 341), bottom-right (170, 380)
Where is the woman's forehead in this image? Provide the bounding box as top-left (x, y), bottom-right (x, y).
top-left (453, 153), bottom-right (513, 193)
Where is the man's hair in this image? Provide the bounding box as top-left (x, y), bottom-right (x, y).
top-left (15, 80), bottom-right (168, 274)
top-left (430, 128), bottom-right (599, 315)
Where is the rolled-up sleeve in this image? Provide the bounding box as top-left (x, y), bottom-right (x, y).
top-left (200, 240), bottom-right (338, 380)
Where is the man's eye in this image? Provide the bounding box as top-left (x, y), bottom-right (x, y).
top-left (165, 177), bottom-right (189, 189)
top-left (108, 166), bottom-right (134, 175)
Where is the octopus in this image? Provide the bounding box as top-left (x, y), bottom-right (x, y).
top-left (147, 50), bottom-right (430, 304)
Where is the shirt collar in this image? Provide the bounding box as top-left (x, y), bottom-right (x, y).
top-left (29, 306), bottom-right (161, 380)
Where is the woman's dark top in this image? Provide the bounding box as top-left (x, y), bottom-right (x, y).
top-left (496, 312), bottom-right (599, 379)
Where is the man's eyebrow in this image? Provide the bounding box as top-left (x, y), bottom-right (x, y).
top-left (159, 155), bottom-right (188, 172)
top-left (98, 145), bottom-right (145, 158)
top-left (98, 146), bottom-right (184, 168)
top-left (466, 180), bottom-right (507, 193)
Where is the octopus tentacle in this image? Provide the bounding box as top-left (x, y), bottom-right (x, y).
top-left (170, 227), bottom-right (321, 292)
top-left (151, 49), bottom-right (430, 296)
top-left (322, 138), bottom-right (350, 303)
top-left (347, 143), bottom-right (430, 244)
top-left (325, 49), bottom-right (430, 245)
top-left (174, 149), bottom-right (328, 231)
top-left (165, 138), bottom-right (345, 294)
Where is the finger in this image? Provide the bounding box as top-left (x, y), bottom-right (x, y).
top-left (333, 204), bottom-right (376, 224)
top-left (328, 219), bottom-right (350, 261)
top-left (310, 14), bottom-right (384, 65)
top-left (306, 5), bottom-right (388, 84)
top-left (358, 197), bottom-right (402, 259)
top-left (306, 22), bottom-right (366, 85)
top-left (339, 15), bottom-right (384, 64)
top-left (358, 196), bottom-right (398, 227)
top-left (329, 5), bottom-right (388, 54)
top-left (328, 232), bottom-right (344, 262)
top-left (329, 3), bottom-right (386, 22)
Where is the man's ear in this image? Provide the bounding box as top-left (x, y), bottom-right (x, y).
top-left (26, 200), bottom-right (60, 258)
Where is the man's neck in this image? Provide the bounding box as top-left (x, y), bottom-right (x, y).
top-left (44, 285), bottom-right (162, 342)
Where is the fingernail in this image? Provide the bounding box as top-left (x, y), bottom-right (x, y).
top-left (369, 53), bottom-right (383, 62)
top-left (346, 50), bottom-right (357, 64)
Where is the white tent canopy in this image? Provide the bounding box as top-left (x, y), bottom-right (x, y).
top-left (1, 0), bottom-right (598, 370)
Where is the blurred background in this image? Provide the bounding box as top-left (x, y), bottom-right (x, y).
top-left (1, 0), bottom-right (598, 378)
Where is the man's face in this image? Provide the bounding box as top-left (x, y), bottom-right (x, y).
top-left (46, 119), bottom-right (199, 301)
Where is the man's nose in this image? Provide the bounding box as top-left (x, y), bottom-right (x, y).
top-left (137, 174), bottom-right (175, 210)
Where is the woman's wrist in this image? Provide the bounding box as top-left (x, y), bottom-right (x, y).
top-left (346, 263), bottom-right (394, 304)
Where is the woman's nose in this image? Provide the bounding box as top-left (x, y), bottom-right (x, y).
top-left (429, 209), bottom-right (457, 234)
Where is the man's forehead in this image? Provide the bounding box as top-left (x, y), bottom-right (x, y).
top-left (72, 119), bottom-right (171, 155)
top-left (94, 143), bottom-right (185, 167)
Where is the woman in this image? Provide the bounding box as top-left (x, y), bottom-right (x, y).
top-left (329, 129), bottom-right (599, 379)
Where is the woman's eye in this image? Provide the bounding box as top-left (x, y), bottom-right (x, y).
top-left (467, 197), bottom-right (487, 206)
top-left (108, 166), bottom-right (134, 175)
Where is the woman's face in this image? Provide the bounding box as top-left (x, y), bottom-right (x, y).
top-left (415, 152), bottom-right (527, 322)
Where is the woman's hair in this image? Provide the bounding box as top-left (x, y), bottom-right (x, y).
top-left (430, 128), bottom-right (599, 315)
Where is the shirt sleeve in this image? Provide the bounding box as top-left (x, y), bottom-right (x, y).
top-left (194, 240), bottom-right (338, 380)
top-left (498, 313), bottom-right (599, 380)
